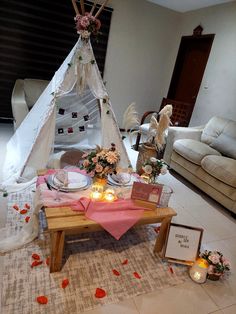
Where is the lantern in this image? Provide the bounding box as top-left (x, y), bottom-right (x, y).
top-left (189, 258), bottom-right (208, 283)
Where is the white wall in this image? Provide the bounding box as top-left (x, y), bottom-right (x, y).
top-left (180, 2), bottom-right (236, 126)
top-left (103, 0), bottom-right (181, 126)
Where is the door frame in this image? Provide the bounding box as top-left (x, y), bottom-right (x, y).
top-left (167, 32), bottom-right (215, 103)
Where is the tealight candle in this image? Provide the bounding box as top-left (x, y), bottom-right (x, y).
top-left (104, 188), bottom-right (116, 202)
top-left (189, 258), bottom-right (209, 283)
top-left (90, 183), bottom-right (104, 201)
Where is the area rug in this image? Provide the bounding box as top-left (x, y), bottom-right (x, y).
top-left (1, 187), bottom-right (190, 314)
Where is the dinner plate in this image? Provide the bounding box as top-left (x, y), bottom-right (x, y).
top-left (48, 172), bottom-right (90, 191)
top-left (108, 173), bottom-right (139, 186)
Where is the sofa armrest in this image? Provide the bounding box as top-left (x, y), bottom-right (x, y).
top-left (11, 79), bottom-right (29, 130)
top-left (163, 126), bottom-right (204, 165)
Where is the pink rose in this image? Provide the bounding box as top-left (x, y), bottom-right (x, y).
top-left (80, 16), bottom-right (90, 28)
top-left (95, 164), bottom-right (103, 173)
top-left (83, 160), bottom-right (89, 167)
top-left (207, 265), bottom-right (216, 274)
top-left (209, 253), bottom-right (220, 264)
top-left (92, 157), bottom-right (98, 163)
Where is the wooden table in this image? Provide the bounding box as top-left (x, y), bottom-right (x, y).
top-left (45, 206), bottom-right (177, 273)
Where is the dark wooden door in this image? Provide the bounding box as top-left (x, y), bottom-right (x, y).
top-left (167, 33), bottom-right (214, 124)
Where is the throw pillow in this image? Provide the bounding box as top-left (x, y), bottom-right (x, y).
top-left (210, 133), bottom-right (236, 159)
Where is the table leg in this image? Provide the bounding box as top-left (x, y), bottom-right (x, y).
top-left (154, 217), bottom-right (171, 253)
top-left (50, 230), bottom-right (65, 273)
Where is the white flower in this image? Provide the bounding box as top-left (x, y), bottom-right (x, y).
top-left (150, 157), bottom-right (157, 163)
top-left (143, 165), bottom-right (153, 175)
top-left (160, 165), bottom-right (168, 175)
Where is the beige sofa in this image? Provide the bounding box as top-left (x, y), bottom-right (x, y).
top-left (11, 79), bottom-right (49, 130)
top-left (163, 116), bottom-right (236, 214)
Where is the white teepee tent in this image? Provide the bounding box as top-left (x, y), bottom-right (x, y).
top-left (3, 2), bottom-right (130, 185)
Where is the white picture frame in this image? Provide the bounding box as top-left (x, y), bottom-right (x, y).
top-left (163, 223), bottom-right (203, 265)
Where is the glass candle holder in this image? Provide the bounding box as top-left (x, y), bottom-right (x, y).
top-left (90, 183), bottom-right (104, 201)
top-left (189, 258), bottom-right (209, 283)
top-left (104, 188), bottom-right (116, 202)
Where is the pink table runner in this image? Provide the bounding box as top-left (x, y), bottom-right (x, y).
top-left (37, 169), bottom-right (149, 239)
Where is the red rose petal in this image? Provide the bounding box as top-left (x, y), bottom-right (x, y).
top-left (20, 209), bottom-right (28, 215)
top-left (112, 269), bottom-right (120, 276)
top-left (46, 257), bottom-right (50, 266)
top-left (36, 296), bottom-right (48, 304)
top-left (13, 205), bottom-right (19, 211)
top-left (95, 288), bottom-right (106, 298)
top-left (121, 259), bottom-right (128, 265)
top-left (133, 272), bottom-right (141, 279)
top-left (25, 203), bottom-right (31, 209)
top-left (61, 279), bottom-right (69, 289)
top-left (25, 216), bottom-right (30, 223)
top-left (169, 265), bottom-right (174, 274)
top-left (154, 226), bottom-right (161, 233)
top-left (31, 260), bottom-right (43, 268)
top-left (32, 253), bottom-right (40, 260)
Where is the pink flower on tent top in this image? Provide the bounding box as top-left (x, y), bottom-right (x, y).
top-left (80, 16), bottom-right (90, 28)
top-left (75, 13), bottom-right (101, 38)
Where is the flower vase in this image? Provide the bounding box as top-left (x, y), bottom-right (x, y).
top-left (93, 177), bottom-right (108, 187)
top-left (207, 273), bottom-right (221, 281)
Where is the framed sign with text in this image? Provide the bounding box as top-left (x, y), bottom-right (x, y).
top-left (163, 223), bottom-right (203, 265)
top-left (131, 182), bottom-right (163, 206)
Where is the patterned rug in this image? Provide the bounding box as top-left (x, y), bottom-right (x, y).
top-left (1, 187), bottom-right (189, 314)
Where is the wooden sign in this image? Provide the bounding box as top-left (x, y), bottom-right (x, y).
top-left (163, 223), bottom-right (203, 265)
top-left (131, 182), bottom-right (163, 209)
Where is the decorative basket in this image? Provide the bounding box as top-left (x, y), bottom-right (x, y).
top-left (136, 143), bottom-right (163, 175)
top-left (207, 273), bottom-right (222, 281)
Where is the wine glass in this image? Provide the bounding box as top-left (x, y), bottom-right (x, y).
top-left (53, 170), bottom-right (68, 201)
top-left (116, 168), bottom-right (131, 199)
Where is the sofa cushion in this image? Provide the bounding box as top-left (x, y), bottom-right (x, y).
top-left (210, 133), bottom-right (236, 159)
top-left (201, 116), bottom-right (236, 146)
top-left (201, 155), bottom-right (236, 188)
top-left (173, 139), bottom-right (221, 165)
top-left (171, 151), bottom-right (236, 202)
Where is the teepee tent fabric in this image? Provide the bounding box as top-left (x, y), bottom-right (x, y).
top-left (3, 39), bottom-right (131, 184)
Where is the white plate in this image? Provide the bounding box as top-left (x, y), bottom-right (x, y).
top-left (48, 172), bottom-right (90, 191)
top-left (108, 174), bottom-right (139, 186)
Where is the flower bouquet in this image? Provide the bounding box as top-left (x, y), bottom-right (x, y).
top-left (75, 12), bottom-right (101, 39)
top-left (81, 143), bottom-right (120, 181)
top-left (200, 250), bottom-right (231, 280)
top-left (142, 157), bottom-right (168, 183)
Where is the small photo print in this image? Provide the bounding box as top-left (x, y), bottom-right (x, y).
top-left (67, 127), bottom-right (74, 134)
top-left (83, 115), bottom-right (89, 121)
top-left (58, 128), bottom-right (64, 134)
top-left (79, 126), bottom-right (85, 132)
top-left (58, 108), bottom-right (65, 115)
top-left (72, 112), bottom-right (78, 119)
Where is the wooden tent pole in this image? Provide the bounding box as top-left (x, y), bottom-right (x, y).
top-left (80, 0), bottom-right (85, 15)
top-left (90, 0), bottom-right (98, 15)
top-left (71, 0), bottom-right (80, 15)
top-left (94, 0), bottom-right (109, 18)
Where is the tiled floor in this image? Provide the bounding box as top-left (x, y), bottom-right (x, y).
top-left (0, 123), bottom-right (236, 314)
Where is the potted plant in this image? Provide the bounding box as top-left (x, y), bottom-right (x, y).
top-left (200, 250), bottom-right (231, 280)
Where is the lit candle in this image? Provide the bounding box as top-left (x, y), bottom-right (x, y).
top-left (90, 191), bottom-right (103, 200)
top-left (189, 258), bottom-right (209, 283)
top-left (104, 188), bottom-right (116, 202)
top-left (90, 183), bottom-right (104, 201)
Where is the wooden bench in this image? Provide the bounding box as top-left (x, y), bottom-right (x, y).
top-left (45, 206), bottom-right (177, 272)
